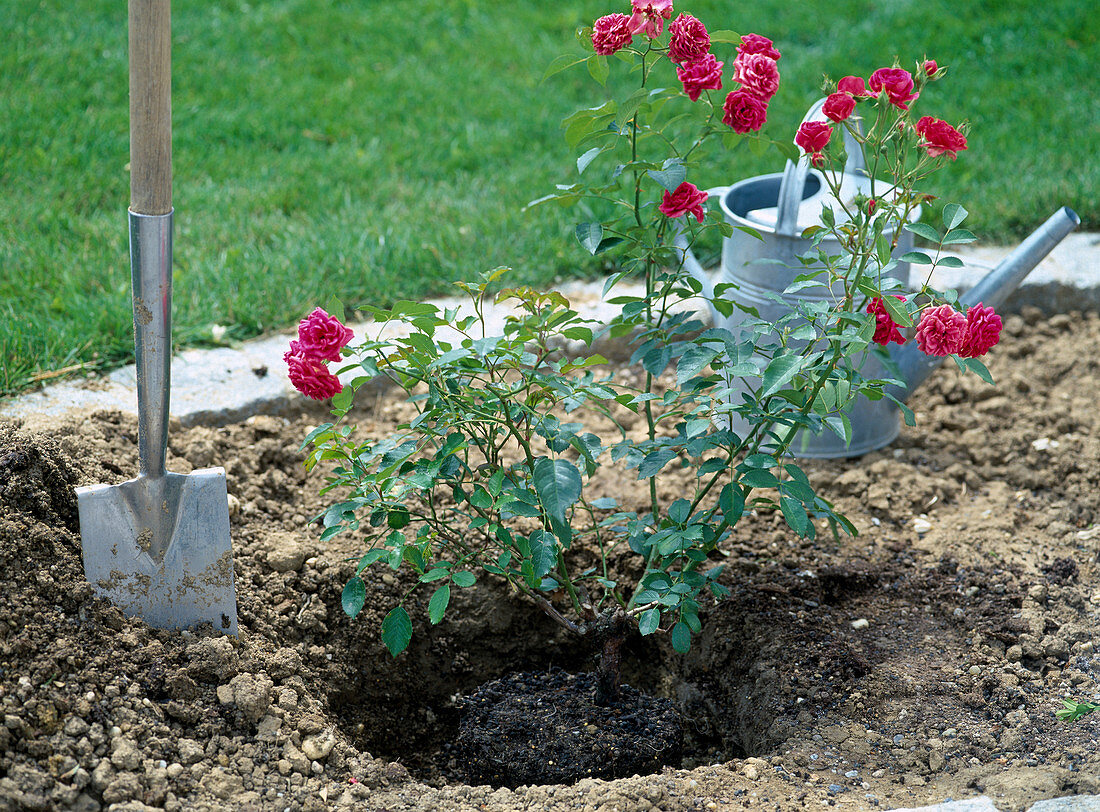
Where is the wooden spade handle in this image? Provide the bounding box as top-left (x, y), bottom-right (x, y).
top-left (129, 0), bottom-right (172, 215)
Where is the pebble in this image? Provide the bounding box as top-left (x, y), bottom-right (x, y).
top-left (845, 770), bottom-right (859, 778)
top-left (851, 618), bottom-right (870, 630)
top-left (828, 784), bottom-right (847, 795)
top-left (969, 665), bottom-right (982, 676)
top-left (913, 516), bottom-right (932, 534)
top-left (1031, 437), bottom-right (1059, 451)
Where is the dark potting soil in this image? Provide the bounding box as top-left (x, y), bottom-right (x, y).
top-left (454, 668), bottom-right (682, 788)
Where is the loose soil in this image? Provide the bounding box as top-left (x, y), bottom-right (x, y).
top-left (2, 307), bottom-right (1100, 812)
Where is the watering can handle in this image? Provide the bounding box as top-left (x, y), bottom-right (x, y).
top-left (775, 98), bottom-right (865, 237)
top-left (671, 186), bottom-right (731, 311)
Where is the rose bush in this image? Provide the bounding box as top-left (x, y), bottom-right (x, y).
top-left (293, 6), bottom-right (1001, 699)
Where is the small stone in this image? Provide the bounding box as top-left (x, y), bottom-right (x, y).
top-left (102, 771), bottom-right (142, 804)
top-left (828, 784), bottom-right (847, 795)
top-left (276, 688), bottom-right (298, 711)
top-left (283, 744), bottom-right (310, 776)
top-left (267, 545), bottom-right (308, 574)
top-left (929, 750), bottom-right (946, 771)
top-left (913, 517), bottom-right (932, 535)
top-left (742, 763), bottom-right (759, 781)
top-left (216, 684), bottom-right (234, 705)
top-left (1031, 437), bottom-right (1059, 451)
top-left (64, 716), bottom-right (90, 737)
top-left (226, 494), bottom-right (241, 516)
top-left (851, 618), bottom-right (870, 630)
top-left (111, 738), bottom-right (142, 771)
top-left (276, 759), bottom-right (292, 777)
top-left (942, 727), bottom-right (957, 738)
top-left (178, 738), bottom-right (205, 765)
top-left (297, 713), bottom-right (326, 735)
top-left (166, 763), bottom-right (184, 780)
top-left (301, 729), bottom-right (335, 761)
top-left (229, 672), bottom-right (274, 722)
top-left (1006, 644), bottom-right (1023, 661)
top-left (968, 665), bottom-right (982, 676)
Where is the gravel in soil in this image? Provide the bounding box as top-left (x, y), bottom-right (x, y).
top-left (2, 307), bottom-right (1100, 811)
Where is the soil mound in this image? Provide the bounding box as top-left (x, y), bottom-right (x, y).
top-left (1, 310), bottom-right (1099, 811)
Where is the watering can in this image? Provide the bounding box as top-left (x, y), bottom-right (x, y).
top-left (676, 99), bottom-right (1081, 458)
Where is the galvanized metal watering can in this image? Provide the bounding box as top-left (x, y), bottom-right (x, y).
top-left (676, 99), bottom-right (1081, 458)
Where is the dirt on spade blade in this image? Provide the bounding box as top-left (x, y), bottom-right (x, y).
top-left (2, 307), bottom-right (1100, 812)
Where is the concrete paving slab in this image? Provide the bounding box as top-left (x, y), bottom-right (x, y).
top-left (2, 234), bottom-right (1097, 429)
top-left (888, 796), bottom-right (1000, 812)
top-left (1028, 796), bottom-right (1100, 812)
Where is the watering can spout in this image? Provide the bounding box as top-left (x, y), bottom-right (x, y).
top-left (888, 206), bottom-right (1081, 401)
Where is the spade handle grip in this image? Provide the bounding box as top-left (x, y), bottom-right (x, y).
top-left (129, 0), bottom-right (172, 215)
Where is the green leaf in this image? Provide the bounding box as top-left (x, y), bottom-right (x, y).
top-left (533, 458), bottom-right (583, 544)
top-left (670, 621), bottom-right (692, 653)
top-left (428, 585), bottom-right (450, 625)
top-left (937, 256), bottom-right (965, 268)
top-left (761, 353), bottom-right (802, 398)
top-left (708, 29), bottom-right (741, 44)
top-left (542, 54), bottom-right (586, 82)
top-left (668, 498), bottom-right (691, 525)
top-left (943, 203), bottom-right (968, 230)
top-left (942, 228), bottom-right (978, 245)
top-left (899, 251), bottom-right (933, 265)
top-left (451, 571), bottom-right (477, 588)
top-left (577, 146), bottom-right (603, 175)
top-left (638, 447), bottom-right (677, 478)
top-left (330, 388), bottom-right (353, 411)
top-left (780, 496), bottom-right (811, 536)
top-left (381, 607), bottom-right (412, 657)
top-left (341, 577), bottom-right (366, 618)
top-left (299, 422), bottom-right (334, 452)
top-left (719, 484), bottom-right (745, 524)
top-left (881, 293), bottom-right (913, 328)
top-left (963, 357), bottom-right (995, 385)
top-left (586, 53), bottom-right (609, 86)
top-left (647, 162), bottom-right (686, 193)
top-left (576, 222), bottom-right (604, 255)
top-left (741, 468), bottom-right (779, 489)
top-left (638, 607), bottom-right (660, 636)
top-left (529, 529), bottom-right (559, 578)
top-left (905, 222), bottom-right (941, 243)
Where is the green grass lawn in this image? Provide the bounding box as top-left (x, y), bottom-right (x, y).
top-left (1, 0), bottom-right (1096, 396)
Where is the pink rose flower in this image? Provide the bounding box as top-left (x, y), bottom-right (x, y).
top-left (676, 54), bottom-right (723, 101)
top-left (957, 303), bottom-right (1002, 357)
top-left (915, 304), bottom-right (967, 356)
top-left (837, 75), bottom-right (874, 97)
top-left (722, 89), bottom-right (768, 134)
top-left (866, 296), bottom-right (907, 346)
top-left (628, 0), bottom-right (673, 38)
top-left (737, 33), bottom-right (781, 61)
top-left (869, 67), bottom-right (919, 110)
top-left (667, 13), bottom-right (709, 64)
top-left (923, 59), bottom-right (939, 77)
top-left (284, 351), bottom-right (344, 400)
top-left (795, 121), bottom-right (832, 167)
top-left (733, 53), bottom-right (780, 101)
top-left (296, 307), bottom-right (354, 363)
top-left (914, 116), bottom-right (968, 160)
top-left (592, 13), bottom-right (634, 56)
top-left (822, 91), bottom-right (855, 122)
top-left (658, 181), bottom-right (709, 222)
